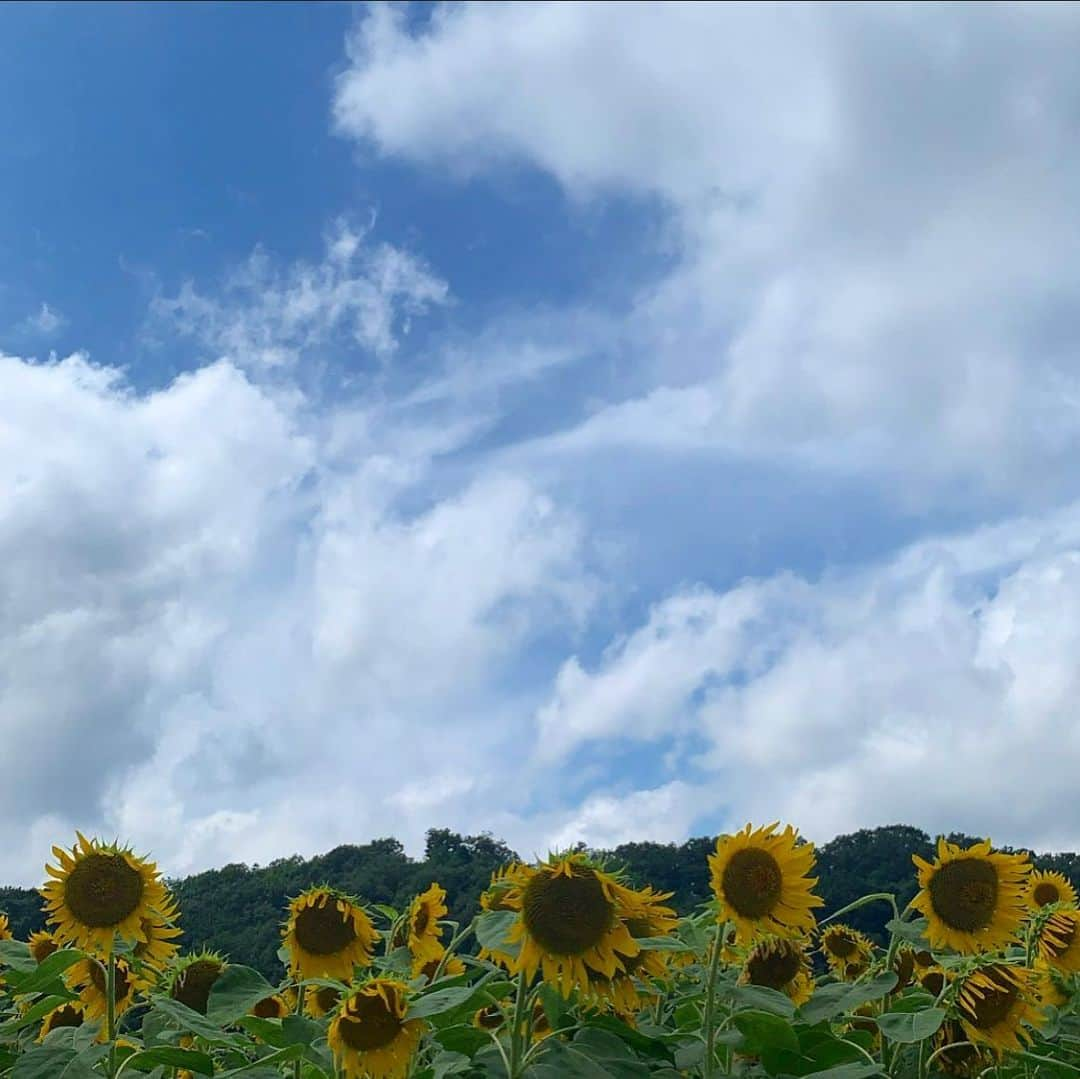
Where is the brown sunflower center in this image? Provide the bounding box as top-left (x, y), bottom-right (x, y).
top-left (294, 901), bottom-right (358, 956)
top-left (337, 991), bottom-right (403, 1052)
top-left (825, 930), bottom-right (858, 958)
top-left (30, 936), bottom-right (58, 964)
top-left (1033, 882), bottom-right (1061, 907)
top-left (892, 948), bottom-right (915, 990)
top-left (927, 858), bottom-right (998, 932)
top-left (412, 905), bottom-right (430, 936)
top-left (522, 867), bottom-right (613, 957)
top-left (171, 959), bottom-right (224, 1015)
top-left (722, 848), bottom-right (783, 919)
top-left (936, 1021), bottom-right (983, 1076)
top-left (746, 941), bottom-right (801, 989)
top-left (315, 986), bottom-right (341, 1014)
top-left (46, 1005), bottom-right (84, 1031)
top-left (475, 1005), bottom-right (504, 1030)
top-left (88, 959), bottom-right (131, 1001)
top-left (961, 973), bottom-right (1018, 1030)
top-left (252, 995), bottom-right (286, 1019)
top-left (63, 852), bottom-right (145, 929)
top-left (921, 970), bottom-right (946, 997)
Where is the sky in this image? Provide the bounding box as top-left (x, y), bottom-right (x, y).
top-left (3, 2), bottom-right (1080, 885)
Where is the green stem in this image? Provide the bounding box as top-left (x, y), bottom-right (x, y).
top-left (431, 921), bottom-right (475, 982)
top-left (294, 983), bottom-right (305, 1079)
top-left (106, 953), bottom-right (117, 1079)
top-left (702, 922), bottom-right (726, 1078)
top-left (820, 892), bottom-right (899, 927)
top-left (507, 970), bottom-right (531, 1078)
top-left (924, 1041), bottom-right (976, 1074)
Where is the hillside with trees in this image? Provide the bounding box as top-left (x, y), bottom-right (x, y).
top-left (2, 824), bottom-right (1077, 979)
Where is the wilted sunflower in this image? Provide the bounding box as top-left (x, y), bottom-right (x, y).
top-left (251, 991), bottom-right (295, 1020)
top-left (66, 956), bottom-right (136, 1021)
top-left (502, 853), bottom-right (641, 997)
top-left (709, 823), bottom-right (823, 943)
top-left (1035, 908), bottom-right (1080, 974)
top-left (954, 963), bottom-right (1044, 1054)
top-left (740, 936), bottom-right (814, 1006)
top-left (42, 833), bottom-right (170, 957)
top-left (306, 984), bottom-right (343, 1019)
top-left (27, 929), bottom-right (58, 964)
top-left (168, 951), bottom-right (228, 1016)
top-left (819, 923), bottom-right (874, 980)
top-left (407, 884), bottom-right (448, 969)
top-left (1028, 870), bottom-right (1078, 910)
top-left (931, 1019), bottom-right (996, 1077)
top-left (328, 978), bottom-right (424, 1079)
top-left (37, 1002), bottom-right (86, 1043)
top-left (911, 838), bottom-right (1030, 954)
top-left (283, 886), bottom-right (378, 982)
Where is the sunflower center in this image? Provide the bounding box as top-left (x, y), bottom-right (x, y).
top-left (1033, 882), bottom-right (1062, 907)
top-left (47, 1005), bottom-right (84, 1031)
top-left (413, 906), bottom-right (430, 935)
top-left (338, 992), bottom-right (403, 1052)
top-left (927, 858), bottom-right (998, 932)
top-left (522, 868), bottom-right (613, 957)
top-left (722, 848), bottom-right (783, 919)
top-left (893, 948), bottom-right (915, 990)
top-left (252, 995), bottom-right (285, 1019)
top-left (826, 931), bottom-right (858, 958)
top-left (172, 959), bottom-right (224, 1015)
top-left (63, 852), bottom-right (145, 929)
top-left (89, 959), bottom-right (131, 1000)
top-left (921, 970), bottom-right (946, 997)
top-left (315, 986), bottom-right (341, 1014)
top-left (30, 936), bottom-right (58, 964)
top-left (746, 942), bottom-right (801, 989)
top-left (475, 1005), bottom-right (503, 1030)
top-left (962, 975), bottom-right (1018, 1030)
top-left (294, 902), bottom-right (358, 956)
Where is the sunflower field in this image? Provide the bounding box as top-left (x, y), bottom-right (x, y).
top-left (1, 824), bottom-right (1079, 1079)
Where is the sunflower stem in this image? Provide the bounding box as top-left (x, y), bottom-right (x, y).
top-left (820, 892), bottom-right (899, 927)
top-left (507, 969), bottom-right (531, 1077)
top-left (702, 921), bottom-right (727, 1078)
top-left (106, 952), bottom-right (117, 1079)
top-left (293, 982), bottom-right (305, 1079)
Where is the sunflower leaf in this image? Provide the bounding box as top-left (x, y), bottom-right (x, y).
top-left (632, 936), bottom-right (687, 951)
top-left (475, 911), bottom-right (520, 960)
top-left (114, 1047), bottom-right (215, 1076)
top-left (0, 940), bottom-right (35, 972)
top-left (206, 964), bottom-right (277, 1025)
top-left (10, 1040), bottom-right (108, 1079)
top-left (875, 1007), bottom-right (946, 1043)
top-left (3, 949), bottom-right (84, 996)
top-left (733, 1010), bottom-right (800, 1054)
top-left (799, 973), bottom-right (898, 1025)
top-left (730, 984), bottom-right (797, 1017)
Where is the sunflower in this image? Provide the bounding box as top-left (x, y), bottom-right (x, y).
top-left (502, 853), bottom-right (641, 997)
top-left (407, 884), bottom-right (448, 969)
top-left (0, 913), bottom-right (10, 941)
top-left (168, 951), bottom-right (228, 1016)
top-left (1035, 908), bottom-right (1080, 974)
top-left (740, 936), bottom-right (814, 1007)
top-left (327, 978), bottom-right (424, 1079)
top-left (819, 923), bottom-right (874, 980)
top-left (478, 864), bottom-right (527, 968)
top-left (891, 946), bottom-right (916, 993)
top-left (582, 970), bottom-right (651, 1017)
top-left (130, 892), bottom-right (182, 985)
top-left (619, 885), bottom-right (680, 986)
top-left (954, 963), bottom-right (1044, 1054)
top-left (283, 886), bottom-right (379, 982)
top-left (37, 1002), bottom-right (86, 1043)
top-left (1028, 870), bottom-right (1078, 910)
top-left (251, 991), bottom-right (295, 1020)
top-left (931, 1019), bottom-right (996, 1077)
top-left (1034, 962), bottom-right (1070, 1009)
top-left (911, 838), bottom-right (1030, 954)
top-left (306, 984), bottom-right (343, 1019)
top-left (66, 956), bottom-right (136, 1021)
top-left (27, 929), bottom-right (59, 965)
top-left (414, 949), bottom-right (466, 982)
top-left (42, 833), bottom-right (170, 957)
top-left (708, 823), bottom-right (823, 943)
top-left (920, 965), bottom-right (949, 999)
top-left (473, 1003), bottom-right (505, 1031)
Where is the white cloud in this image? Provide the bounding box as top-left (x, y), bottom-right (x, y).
top-left (336, 3), bottom-right (1080, 504)
top-left (18, 302), bottom-right (66, 338)
top-left (150, 219), bottom-right (449, 368)
top-left (533, 505), bottom-right (1080, 853)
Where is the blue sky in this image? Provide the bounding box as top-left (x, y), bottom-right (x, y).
top-left (3, 2), bottom-right (1080, 883)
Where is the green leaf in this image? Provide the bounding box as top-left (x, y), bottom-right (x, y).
top-left (0, 993), bottom-right (78, 1036)
top-left (875, 1007), bottom-right (945, 1043)
top-left (0, 939), bottom-right (35, 972)
top-left (206, 964), bottom-right (278, 1025)
top-left (118, 1047), bottom-right (216, 1075)
top-left (582, 1015), bottom-right (674, 1062)
top-left (885, 918), bottom-right (930, 945)
top-left (150, 994), bottom-right (232, 1040)
top-left (433, 1023), bottom-right (491, 1057)
top-left (730, 983), bottom-right (797, 1017)
top-left (215, 1045), bottom-right (305, 1077)
top-left (475, 910), bottom-right (520, 961)
top-left (281, 1014), bottom-right (321, 1046)
top-left (373, 904), bottom-right (400, 922)
top-left (733, 1010), bottom-right (800, 1055)
top-left (11, 1041), bottom-right (108, 1079)
top-left (632, 936), bottom-right (687, 951)
top-left (800, 973), bottom-right (899, 1025)
top-left (527, 1028), bottom-right (650, 1078)
top-left (678, 918), bottom-right (709, 957)
top-left (238, 1015), bottom-right (289, 1048)
top-left (4, 949), bottom-right (84, 996)
top-left (800, 1063), bottom-right (884, 1079)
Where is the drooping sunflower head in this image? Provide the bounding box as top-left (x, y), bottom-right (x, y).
top-left (819, 923), bottom-right (874, 980)
top-left (708, 823), bottom-right (823, 943)
top-left (66, 956), bottom-right (136, 1022)
top-left (1027, 870), bottom-right (1078, 910)
top-left (932, 1019), bottom-right (996, 1077)
top-left (920, 965), bottom-right (949, 999)
top-left (414, 949), bottom-right (466, 983)
top-left (473, 1003), bottom-right (505, 1031)
top-left (130, 892), bottom-right (183, 988)
top-left (327, 978), bottom-right (425, 1079)
top-left (954, 963), bottom-right (1044, 1054)
top-left (620, 885), bottom-right (680, 981)
top-left (480, 864), bottom-right (523, 913)
top-left (740, 936), bottom-right (814, 1006)
top-left (167, 951), bottom-right (228, 1016)
top-left (37, 1002), bottom-right (86, 1044)
top-left (911, 838), bottom-right (1031, 954)
top-left (28, 930), bottom-right (59, 964)
top-left (503, 852), bottom-right (640, 997)
top-left (891, 946), bottom-right (916, 993)
top-left (283, 886), bottom-right (379, 982)
top-left (1035, 908), bottom-right (1080, 974)
top-left (306, 984), bottom-right (343, 1019)
top-left (41, 833), bottom-right (170, 957)
top-left (406, 884), bottom-right (448, 968)
top-left (251, 991), bottom-right (295, 1020)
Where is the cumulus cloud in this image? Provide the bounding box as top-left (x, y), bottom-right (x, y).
top-left (336, 3), bottom-right (1080, 503)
